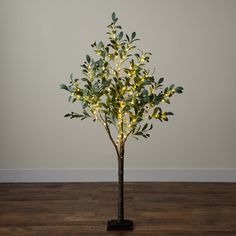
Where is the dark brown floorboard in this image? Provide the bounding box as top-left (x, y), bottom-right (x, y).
top-left (0, 182), bottom-right (236, 235)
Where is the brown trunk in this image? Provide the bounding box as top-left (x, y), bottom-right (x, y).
top-left (117, 143), bottom-right (124, 223)
top-left (107, 141), bottom-right (133, 230)
top-left (117, 156), bottom-right (124, 223)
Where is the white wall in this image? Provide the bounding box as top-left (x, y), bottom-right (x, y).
top-left (0, 0), bottom-right (236, 181)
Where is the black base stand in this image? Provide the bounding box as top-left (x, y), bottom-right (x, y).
top-left (107, 219), bottom-right (133, 230)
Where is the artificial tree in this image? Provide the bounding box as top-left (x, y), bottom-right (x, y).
top-left (60, 12), bottom-right (183, 230)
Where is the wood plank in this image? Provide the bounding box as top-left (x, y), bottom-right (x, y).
top-left (0, 182), bottom-right (236, 235)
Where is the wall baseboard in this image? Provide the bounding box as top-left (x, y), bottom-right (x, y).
top-left (0, 168), bottom-right (236, 182)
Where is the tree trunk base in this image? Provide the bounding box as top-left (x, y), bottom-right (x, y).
top-left (107, 219), bottom-right (133, 230)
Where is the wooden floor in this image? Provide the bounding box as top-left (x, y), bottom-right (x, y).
top-left (0, 182), bottom-right (236, 236)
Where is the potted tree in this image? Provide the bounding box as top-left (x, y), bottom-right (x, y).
top-left (60, 12), bottom-right (183, 230)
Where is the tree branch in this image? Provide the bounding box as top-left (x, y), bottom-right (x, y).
top-left (105, 116), bottom-right (120, 157)
top-left (123, 129), bottom-right (133, 143)
top-left (98, 112), bottom-right (120, 157)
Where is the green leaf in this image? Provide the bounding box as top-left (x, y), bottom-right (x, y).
top-left (126, 34), bottom-right (130, 42)
top-left (112, 12), bottom-right (116, 21)
top-left (142, 123), bottom-right (148, 131)
top-left (73, 113), bottom-right (84, 118)
top-left (118, 31), bottom-right (123, 40)
top-left (132, 38), bottom-right (140, 42)
top-left (163, 117), bottom-right (168, 121)
top-left (81, 77), bottom-right (92, 87)
top-left (83, 102), bottom-right (89, 109)
top-left (64, 113), bottom-right (71, 117)
top-left (135, 132), bottom-right (143, 136)
top-left (70, 73), bottom-right (73, 80)
top-left (148, 124), bottom-right (153, 131)
top-left (110, 39), bottom-right (116, 45)
top-left (98, 41), bottom-right (104, 48)
top-left (91, 41), bottom-right (96, 47)
top-left (131, 32), bottom-right (136, 40)
top-left (111, 12), bottom-right (118, 23)
top-left (83, 110), bottom-right (90, 117)
top-left (158, 77), bottom-right (164, 84)
top-left (141, 89), bottom-right (148, 96)
top-left (60, 84), bottom-right (69, 91)
top-left (176, 86), bottom-right (183, 90)
top-left (153, 107), bottom-right (158, 115)
top-left (86, 55), bottom-right (91, 63)
top-left (175, 86), bottom-right (184, 93)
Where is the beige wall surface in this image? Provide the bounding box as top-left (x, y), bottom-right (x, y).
top-left (0, 0), bottom-right (236, 170)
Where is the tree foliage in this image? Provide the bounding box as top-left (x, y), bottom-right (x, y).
top-left (60, 12), bottom-right (183, 156)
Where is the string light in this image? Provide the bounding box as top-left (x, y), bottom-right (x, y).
top-left (118, 113), bottom-right (122, 120)
top-left (119, 101), bottom-right (125, 109)
top-left (161, 113), bottom-right (167, 119)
